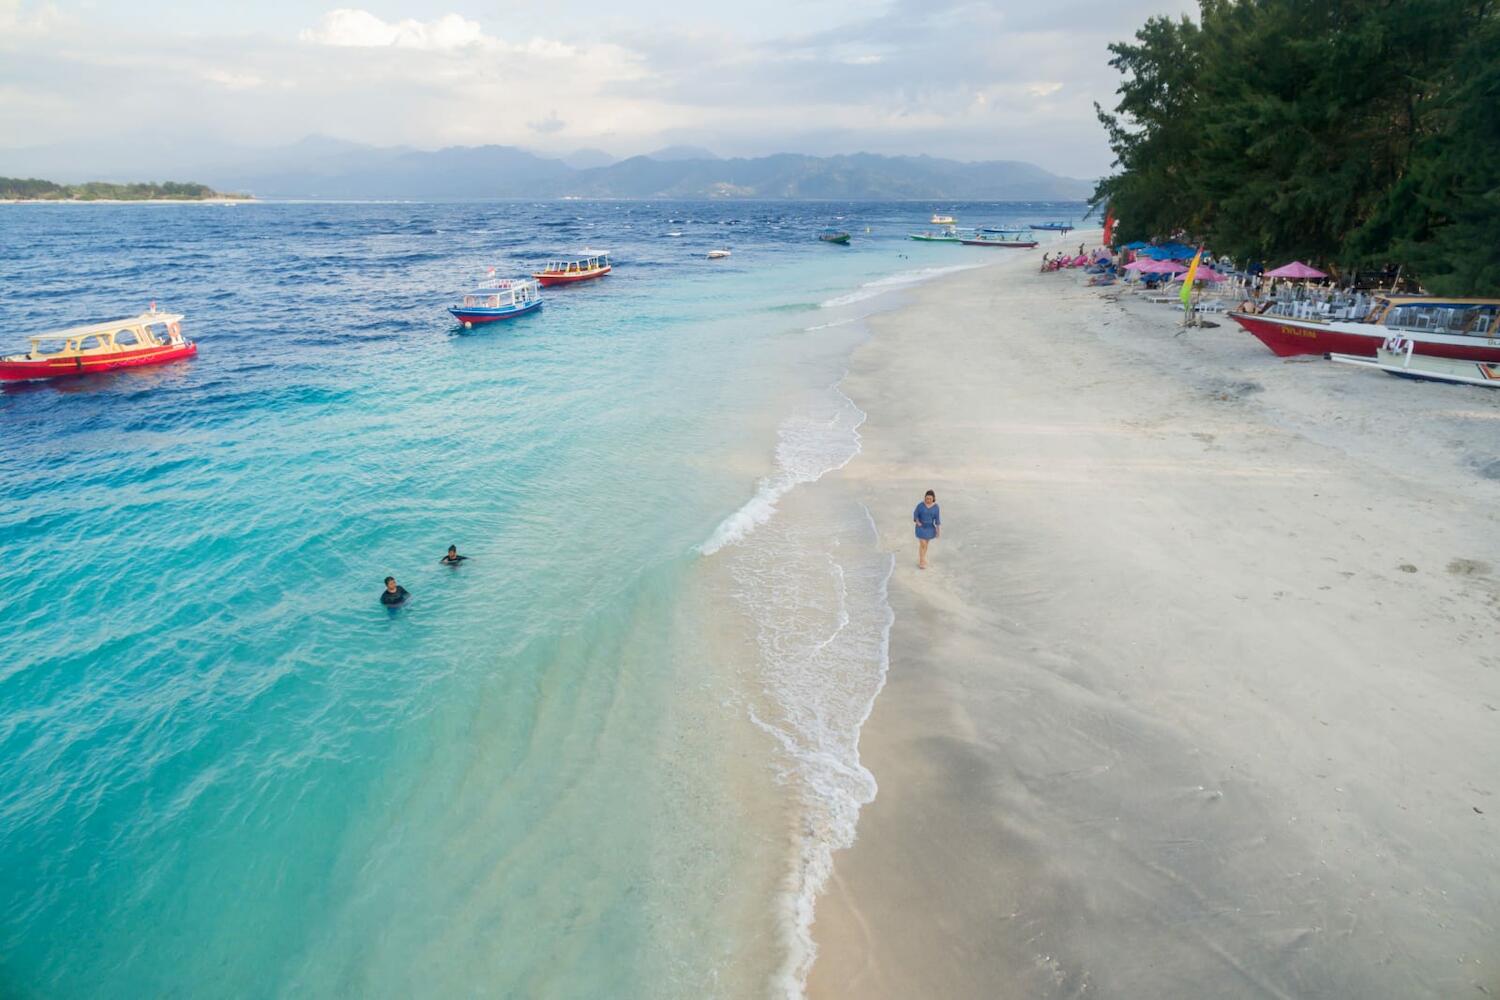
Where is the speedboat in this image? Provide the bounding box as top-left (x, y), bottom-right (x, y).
top-left (0, 308), bottom-right (196, 381)
top-left (1229, 295), bottom-right (1500, 360)
top-left (819, 228), bottom-right (851, 245)
top-left (1330, 337), bottom-right (1500, 386)
top-left (707, 249), bottom-right (731, 259)
top-left (533, 251), bottom-right (611, 286)
top-left (449, 276), bottom-right (543, 327)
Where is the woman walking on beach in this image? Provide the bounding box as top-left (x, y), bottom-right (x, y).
top-left (913, 490), bottom-right (940, 569)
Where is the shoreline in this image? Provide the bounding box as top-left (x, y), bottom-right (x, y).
top-left (0, 197), bottom-right (252, 205)
top-left (808, 240), bottom-right (1500, 997)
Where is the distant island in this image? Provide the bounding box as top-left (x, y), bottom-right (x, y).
top-left (0, 177), bottom-right (251, 202)
top-left (212, 146), bottom-right (1095, 201)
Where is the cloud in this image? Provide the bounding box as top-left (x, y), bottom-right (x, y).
top-left (299, 10), bottom-right (487, 51)
top-left (203, 69), bottom-right (266, 91)
top-left (0, 0), bottom-right (1199, 176)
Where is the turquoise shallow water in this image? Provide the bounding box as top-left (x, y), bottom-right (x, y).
top-left (0, 201), bottom-right (1085, 997)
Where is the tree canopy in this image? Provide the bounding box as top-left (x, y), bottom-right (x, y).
top-left (0, 177), bottom-right (247, 201)
top-left (1094, 0), bottom-right (1499, 295)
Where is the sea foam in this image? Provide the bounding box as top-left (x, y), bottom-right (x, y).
top-left (700, 380), bottom-right (896, 998)
top-left (818, 262), bottom-right (986, 308)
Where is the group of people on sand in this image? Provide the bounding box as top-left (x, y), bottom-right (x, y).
top-left (380, 545), bottom-right (468, 607)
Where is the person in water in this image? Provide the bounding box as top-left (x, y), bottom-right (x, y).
top-left (913, 490), bottom-right (941, 569)
top-left (439, 545), bottom-right (468, 566)
top-left (380, 576), bottom-right (409, 606)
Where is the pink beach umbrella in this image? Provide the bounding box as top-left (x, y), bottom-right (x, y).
top-left (1264, 260), bottom-right (1326, 279)
top-left (1172, 266), bottom-right (1225, 283)
top-left (1126, 259), bottom-right (1185, 274)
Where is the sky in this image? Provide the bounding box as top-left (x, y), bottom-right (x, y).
top-left (0, 0), bottom-right (1197, 177)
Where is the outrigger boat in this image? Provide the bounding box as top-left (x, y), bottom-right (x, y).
top-left (909, 227), bottom-right (962, 243)
top-left (930, 214), bottom-right (956, 225)
top-left (0, 308), bottom-right (195, 381)
top-left (1230, 296), bottom-right (1500, 361)
top-left (960, 229), bottom-right (1038, 248)
top-left (449, 276), bottom-right (543, 327)
top-left (1030, 221), bottom-right (1075, 232)
top-left (819, 228), bottom-right (851, 245)
top-left (532, 251), bottom-right (611, 286)
top-left (1329, 336), bottom-right (1500, 387)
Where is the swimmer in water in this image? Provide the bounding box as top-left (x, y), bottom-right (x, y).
top-left (439, 545), bottom-right (468, 566)
top-left (380, 576), bottom-right (409, 606)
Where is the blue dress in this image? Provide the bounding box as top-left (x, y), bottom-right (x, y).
top-left (913, 502), bottom-right (940, 540)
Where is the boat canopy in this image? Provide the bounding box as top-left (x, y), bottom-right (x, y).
top-left (26, 312), bottom-right (183, 345)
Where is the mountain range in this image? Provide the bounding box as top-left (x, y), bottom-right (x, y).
top-left (0, 136), bottom-right (1095, 201)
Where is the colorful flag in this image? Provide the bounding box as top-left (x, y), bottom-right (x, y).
top-left (1180, 247), bottom-right (1203, 311)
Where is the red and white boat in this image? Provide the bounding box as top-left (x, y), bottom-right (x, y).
top-left (532, 252), bottom-right (610, 286)
top-left (0, 309), bottom-right (196, 381)
top-left (1229, 296), bottom-right (1500, 361)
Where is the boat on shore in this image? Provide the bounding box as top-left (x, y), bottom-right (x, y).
top-left (818, 228), bottom-right (851, 245)
top-left (449, 277), bottom-right (543, 327)
top-left (1031, 221), bottom-right (1075, 232)
top-left (1230, 296), bottom-right (1500, 361)
top-left (1329, 338), bottom-right (1500, 387)
top-left (533, 252), bottom-right (610, 286)
top-left (0, 309), bottom-right (195, 381)
top-left (961, 229), bottom-right (1038, 249)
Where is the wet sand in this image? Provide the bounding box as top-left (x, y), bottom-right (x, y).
top-left (808, 241), bottom-right (1500, 998)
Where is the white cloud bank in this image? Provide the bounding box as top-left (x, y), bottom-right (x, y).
top-left (0, 1), bottom-right (1201, 175)
top-left (299, 9), bottom-right (487, 51)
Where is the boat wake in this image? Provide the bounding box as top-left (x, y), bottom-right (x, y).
top-left (818, 262), bottom-right (986, 309)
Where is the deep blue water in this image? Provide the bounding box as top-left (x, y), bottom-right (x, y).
top-left (0, 200), bottom-right (1088, 998)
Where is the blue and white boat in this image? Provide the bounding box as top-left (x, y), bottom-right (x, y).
top-left (1030, 221), bottom-right (1075, 232)
top-left (449, 276), bottom-right (543, 327)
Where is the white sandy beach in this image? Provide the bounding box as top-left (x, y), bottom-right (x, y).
top-left (808, 238), bottom-right (1500, 998)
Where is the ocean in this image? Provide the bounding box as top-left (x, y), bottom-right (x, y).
top-left (0, 200), bottom-right (1086, 998)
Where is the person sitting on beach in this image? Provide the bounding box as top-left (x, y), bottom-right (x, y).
top-left (439, 545), bottom-right (468, 566)
top-left (913, 490), bottom-right (941, 570)
top-left (380, 576), bottom-right (410, 606)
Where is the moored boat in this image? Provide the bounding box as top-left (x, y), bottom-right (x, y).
top-left (533, 252), bottom-right (611, 286)
top-left (449, 276), bottom-right (543, 327)
top-left (1030, 221), bottom-right (1075, 232)
top-left (1230, 296), bottom-right (1500, 361)
top-left (909, 226), bottom-right (961, 242)
top-left (0, 309), bottom-right (195, 381)
top-left (930, 213), bottom-right (956, 225)
top-left (1329, 338), bottom-right (1500, 387)
top-left (707, 249), bottom-right (731, 259)
top-left (818, 228), bottom-right (851, 245)
top-left (960, 229), bottom-right (1038, 249)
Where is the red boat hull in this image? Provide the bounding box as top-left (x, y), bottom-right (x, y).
top-left (1229, 312), bottom-right (1500, 362)
top-left (0, 342), bottom-right (197, 381)
top-left (533, 266), bottom-right (610, 286)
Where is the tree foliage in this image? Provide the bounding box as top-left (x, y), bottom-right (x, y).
top-left (0, 177), bottom-right (245, 201)
top-left (1094, 0), bottom-right (1499, 295)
